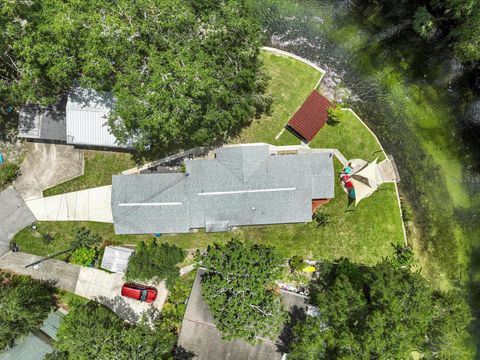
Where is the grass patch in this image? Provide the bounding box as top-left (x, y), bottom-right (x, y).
top-left (14, 51), bottom-right (404, 265)
top-left (43, 150), bottom-right (135, 197)
top-left (56, 289), bottom-right (89, 311)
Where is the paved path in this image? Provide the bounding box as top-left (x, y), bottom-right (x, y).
top-left (0, 252), bottom-right (80, 291)
top-left (0, 252), bottom-right (167, 323)
top-left (0, 188), bottom-right (36, 256)
top-left (25, 185), bottom-right (112, 222)
top-left (14, 143), bottom-right (83, 201)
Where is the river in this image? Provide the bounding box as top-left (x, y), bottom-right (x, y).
top-left (257, 0), bottom-right (480, 349)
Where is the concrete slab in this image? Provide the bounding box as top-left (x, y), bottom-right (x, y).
top-left (0, 252), bottom-right (80, 292)
top-left (0, 188), bottom-right (36, 256)
top-left (14, 143), bottom-right (83, 200)
top-left (25, 186), bottom-right (112, 222)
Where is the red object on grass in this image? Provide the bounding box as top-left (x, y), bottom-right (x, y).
top-left (341, 175), bottom-right (350, 181)
top-left (286, 90), bottom-right (333, 142)
top-left (345, 180), bottom-right (353, 189)
top-left (121, 283), bottom-right (157, 303)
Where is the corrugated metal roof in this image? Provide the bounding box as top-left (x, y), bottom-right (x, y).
top-left (112, 144), bottom-right (335, 234)
top-left (66, 87), bottom-right (132, 148)
top-left (287, 90), bottom-right (333, 142)
top-left (100, 246), bottom-right (135, 273)
top-left (18, 98), bottom-right (67, 141)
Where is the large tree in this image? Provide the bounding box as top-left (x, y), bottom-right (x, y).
top-left (0, 272), bottom-right (55, 351)
top-left (50, 301), bottom-right (176, 359)
top-left (410, 0), bottom-right (480, 63)
top-left (287, 259), bottom-right (473, 359)
top-left (0, 0), bottom-right (270, 155)
top-left (125, 240), bottom-right (185, 289)
top-left (199, 239), bottom-right (285, 343)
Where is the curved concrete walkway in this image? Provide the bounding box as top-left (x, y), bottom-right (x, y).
top-left (25, 185), bottom-right (112, 222)
top-left (14, 143), bottom-right (83, 201)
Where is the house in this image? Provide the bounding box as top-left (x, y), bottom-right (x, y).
top-left (111, 143), bottom-right (334, 235)
top-left (18, 87), bottom-right (132, 149)
top-left (285, 89), bottom-right (333, 143)
top-left (177, 269), bottom-right (309, 360)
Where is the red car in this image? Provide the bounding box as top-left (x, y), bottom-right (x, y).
top-left (121, 283), bottom-right (157, 303)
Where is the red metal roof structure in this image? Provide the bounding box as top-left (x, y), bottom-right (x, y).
top-left (286, 90), bottom-right (333, 142)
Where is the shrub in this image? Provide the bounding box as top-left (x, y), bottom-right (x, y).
top-left (390, 243), bottom-right (415, 268)
top-left (326, 104), bottom-right (343, 126)
top-left (289, 255), bottom-right (305, 272)
top-left (70, 247), bottom-right (96, 266)
top-left (126, 240), bottom-right (185, 289)
top-left (42, 232), bottom-right (55, 245)
top-left (0, 162), bottom-right (19, 189)
top-left (313, 210), bottom-right (330, 227)
top-left (71, 227), bottom-right (101, 249)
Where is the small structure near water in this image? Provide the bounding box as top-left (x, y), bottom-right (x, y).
top-left (285, 89), bottom-right (333, 143)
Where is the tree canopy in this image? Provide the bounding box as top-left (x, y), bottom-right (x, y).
top-left (199, 239), bottom-right (285, 343)
top-left (49, 301), bottom-right (176, 360)
top-left (287, 259), bottom-right (473, 360)
top-left (125, 240), bottom-right (185, 289)
top-left (0, 272), bottom-right (55, 351)
top-left (0, 0), bottom-right (270, 155)
top-left (409, 0), bottom-right (480, 63)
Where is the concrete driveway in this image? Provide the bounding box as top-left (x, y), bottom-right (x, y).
top-left (25, 186), bottom-right (113, 222)
top-left (0, 188), bottom-right (36, 256)
top-left (0, 252), bottom-right (167, 322)
top-left (0, 251), bottom-right (79, 291)
top-left (14, 143), bottom-right (83, 200)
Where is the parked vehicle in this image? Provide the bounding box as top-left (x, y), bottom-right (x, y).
top-left (121, 283), bottom-right (157, 303)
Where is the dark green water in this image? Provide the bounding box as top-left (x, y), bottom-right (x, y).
top-left (258, 0), bottom-right (480, 351)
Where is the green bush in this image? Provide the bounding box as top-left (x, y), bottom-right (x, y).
top-left (289, 255), bottom-right (305, 272)
top-left (0, 162), bottom-right (19, 189)
top-left (313, 209), bottom-right (330, 227)
top-left (70, 227), bottom-right (101, 249)
top-left (126, 240), bottom-right (185, 289)
top-left (70, 247), bottom-right (96, 266)
top-left (390, 243), bottom-right (415, 269)
top-left (326, 104), bottom-right (343, 126)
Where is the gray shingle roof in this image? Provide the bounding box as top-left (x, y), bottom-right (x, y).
top-left (112, 144), bottom-right (334, 234)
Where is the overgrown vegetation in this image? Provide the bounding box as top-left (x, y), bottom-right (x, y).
top-left (199, 239), bottom-right (285, 343)
top-left (0, 272), bottom-right (55, 351)
top-left (126, 240), bottom-right (185, 289)
top-left (1, 0), bottom-right (270, 156)
top-left (287, 259), bottom-right (473, 359)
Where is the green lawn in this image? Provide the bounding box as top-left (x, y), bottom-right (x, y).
top-left (43, 150), bottom-right (135, 197)
top-left (15, 50), bottom-right (404, 265)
